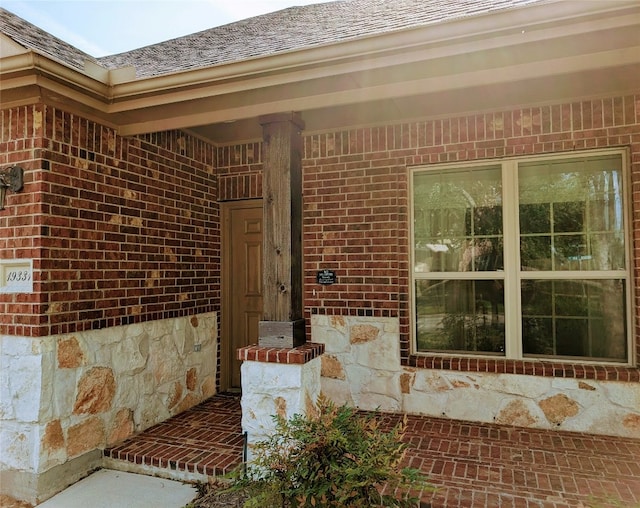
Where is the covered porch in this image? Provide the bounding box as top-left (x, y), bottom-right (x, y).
top-left (1, 2), bottom-right (640, 505)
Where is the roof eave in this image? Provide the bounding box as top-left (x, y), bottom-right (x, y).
top-left (106, 0), bottom-right (640, 95)
top-left (109, 0), bottom-right (640, 135)
top-left (1, 0), bottom-right (638, 140)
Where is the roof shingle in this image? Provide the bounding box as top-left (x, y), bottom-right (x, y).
top-left (0, 6), bottom-right (98, 71)
top-left (1, 0), bottom-right (547, 79)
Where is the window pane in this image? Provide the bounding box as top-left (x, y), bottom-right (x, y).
top-left (554, 235), bottom-right (588, 269)
top-left (520, 203), bottom-right (550, 234)
top-left (414, 166), bottom-right (503, 272)
top-left (589, 232), bottom-right (626, 271)
top-left (415, 279), bottom-right (505, 354)
top-left (521, 279), bottom-right (627, 361)
top-left (554, 201), bottom-right (585, 232)
top-left (474, 206), bottom-right (503, 235)
top-left (519, 154), bottom-right (625, 271)
top-left (520, 236), bottom-right (551, 270)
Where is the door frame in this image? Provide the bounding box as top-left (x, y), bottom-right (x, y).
top-left (220, 198), bottom-right (263, 392)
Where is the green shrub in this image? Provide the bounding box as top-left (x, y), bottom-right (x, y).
top-left (231, 394), bottom-right (429, 507)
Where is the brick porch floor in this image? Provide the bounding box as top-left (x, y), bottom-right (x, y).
top-left (105, 394), bottom-right (640, 507)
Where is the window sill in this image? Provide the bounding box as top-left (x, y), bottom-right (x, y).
top-left (406, 354), bottom-right (639, 381)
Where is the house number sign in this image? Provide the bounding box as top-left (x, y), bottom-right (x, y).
top-left (0, 259), bottom-right (33, 294)
top-left (316, 269), bottom-right (337, 285)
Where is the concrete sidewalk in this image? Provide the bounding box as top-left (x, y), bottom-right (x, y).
top-left (36, 469), bottom-right (197, 508)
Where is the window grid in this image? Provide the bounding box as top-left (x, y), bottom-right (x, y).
top-left (411, 149), bottom-right (632, 365)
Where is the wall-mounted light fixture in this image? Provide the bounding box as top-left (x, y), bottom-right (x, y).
top-left (0, 166), bottom-right (24, 210)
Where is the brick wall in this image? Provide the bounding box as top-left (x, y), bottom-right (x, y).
top-left (217, 143), bottom-right (263, 201)
top-left (3, 95), bottom-right (639, 379)
top-left (0, 104), bottom-right (220, 337)
top-left (218, 94), bottom-right (640, 381)
top-left (303, 130), bottom-right (405, 318)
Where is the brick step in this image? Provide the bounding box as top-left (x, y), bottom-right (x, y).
top-left (103, 395), bottom-right (640, 508)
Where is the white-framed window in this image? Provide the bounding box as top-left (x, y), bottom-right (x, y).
top-left (410, 149), bottom-right (632, 364)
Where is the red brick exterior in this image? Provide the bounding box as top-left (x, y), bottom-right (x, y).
top-left (0, 104), bottom-right (220, 337)
top-left (2, 95), bottom-right (639, 382)
top-left (219, 94), bottom-right (640, 382)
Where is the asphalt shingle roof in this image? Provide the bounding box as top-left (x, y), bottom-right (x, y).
top-left (0, 7), bottom-right (99, 71)
top-left (1, 0), bottom-right (546, 79)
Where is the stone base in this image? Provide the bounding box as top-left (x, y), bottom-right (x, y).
top-left (0, 449), bottom-right (102, 505)
top-left (258, 319), bottom-right (305, 348)
top-left (240, 355), bottom-right (322, 462)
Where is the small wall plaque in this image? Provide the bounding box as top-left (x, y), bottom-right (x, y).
top-left (316, 269), bottom-right (336, 285)
top-left (0, 259), bottom-right (33, 294)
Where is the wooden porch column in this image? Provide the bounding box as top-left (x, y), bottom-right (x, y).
top-left (258, 112), bottom-right (306, 348)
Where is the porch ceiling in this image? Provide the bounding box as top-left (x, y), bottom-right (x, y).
top-left (1, 1), bottom-right (638, 145)
top-left (192, 62), bottom-right (640, 145)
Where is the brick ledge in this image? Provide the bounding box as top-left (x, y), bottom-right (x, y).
top-left (237, 342), bottom-right (324, 364)
top-left (406, 355), bottom-right (640, 381)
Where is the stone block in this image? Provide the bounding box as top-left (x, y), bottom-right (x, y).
top-left (9, 355), bottom-right (42, 422)
top-left (623, 414), bottom-right (640, 433)
top-left (73, 367), bottom-right (115, 415)
top-left (108, 408), bottom-right (134, 444)
top-left (539, 394), bottom-right (580, 425)
top-left (0, 359), bottom-right (14, 419)
top-left (1, 336), bottom-right (42, 357)
top-left (241, 356), bottom-right (321, 461)
top-left (483, 374), bottom-right (550, 398)
top-left (352, 332), bottom-right (399, 371)
top-left (0, 421), bottom-right (38, 470)
top-left (113, 336), bottom-right (147, 375)
top-left (604, 381), bottom-right (640, 410)
top-left (320, 354), bottom-right (345, 380)
top-left (186, 368), bottom-right (198, 391)
top-left (349, 324), bottom-right (379, 344)
top-left (57, 337), bottom-right (85, 369)
top-left (42, 420), bottom-right (64, 452)
top-left (201, 375), bottom-right (216, 398)
top-left (66, 417), bottom-right (104, 458)
top-left (400, 372), bottom-right (415, 394)
top-left (495, 399), bottom-right (539, 427)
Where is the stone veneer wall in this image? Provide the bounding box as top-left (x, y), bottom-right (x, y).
top-left (312, 315), bottom-right (640, 439)
top-left (0, 311), bottom-right (218, 504)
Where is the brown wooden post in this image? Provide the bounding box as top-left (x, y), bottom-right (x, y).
top-left (258, 112), bottom-right (305, 348)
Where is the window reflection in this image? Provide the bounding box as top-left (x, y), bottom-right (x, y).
top-left (414, 166), bottom-right (503, 273)
top-left (415, 279), bottom-right (505, 354)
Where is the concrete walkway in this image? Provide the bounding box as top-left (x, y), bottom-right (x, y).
top-left (36, 469), bottom-right (197, 508)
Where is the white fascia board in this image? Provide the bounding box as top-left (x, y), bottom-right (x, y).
top-left (0, 51), bottom-right (133, 99)
top-left (118, 45), bottom-right (640, 137)
top-left (106, 2), bottom-right (640, 111)
top-left (83, 60), bottom-right (136, 84)
top-left (0, 52), bottom-right (110, 98)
